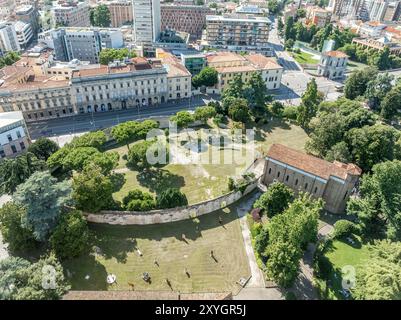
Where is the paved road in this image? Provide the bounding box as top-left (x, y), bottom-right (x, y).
top-left (27, 95), bottom-right (216, 139)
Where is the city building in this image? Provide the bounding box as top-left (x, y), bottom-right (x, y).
top-left (366, 0), bottom-right (389, 21)
top-left (0, 22), bottom-right (21, 53)
top-left (52, 0), bottom-right (91, 27)
top-left (0, 63), bottom-right (74, 122)
top-left (317, 50), bottom-right (348, 80)
top-left (132, 0), bottom-right (161, 45)
top-left (235, 4), bottom-right (266, 16)
top-left (0, 0), bottom-right (15, 21)
top-left (330, 0), bottom-right (365, 19)
top-left (159, 51), bottom-right (192, 100)
top-left (263, 144), bottom-right (362, 214)
top-left (358, 20), bottom-right (387, 37)
top-left (306, 6), bottom-right (332, 27)
top-left (205, 51), bottom-right (282, 94)
top-left (160, 4), bottom-right (213, 39)
top-left (15, 5), bottom-right (40, 35)
top-left (203, 15), bottom-right (272, 56)
top-left (353, 35), bottom-right (401, 55)
top-left (156, 29), bottom-right (190, 50)
top-left (383, 1), bottom-right (401, 21)
top-left (14, 21), bottom-right (34, 49)
top-left (180, 52), bottom-right (206, 75)
top-left (71, 57), bottom-right (168, 113)
top-left (0, 111), bottom-right (30, 158)
top-left (106, 0), bottom-right (133, 27)
top-left (38, 27), bottom-right (124, 63)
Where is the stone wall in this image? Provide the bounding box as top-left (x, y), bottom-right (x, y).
top-left (86, 179), bottom-right (259, 225)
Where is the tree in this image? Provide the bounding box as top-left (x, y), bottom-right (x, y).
top-left (0, 202), bottom-right (36, 252)
top-left (222, 74), bottom-right (244, 99)
top-left (69, 131), bottom-right (107, 150)
top-left (268, 101), bottom-right (285, 117)
top-left (297, 78), bottom-right (322, 127)
top-left (347, 160), bottom-right (401, 240)
top-left (127, 140), bottom-right (155, 170)
top-left (365, 73), bottom-right (394, 110)
top-left (134, 120), bottom-right (159, 139)
top-left (324, 141), bottom-right (351, 163)
top-left (245, 72), bottom-right (269, 112)
top-left (72, 164), bottom-right (115, 213)
top-left (87, 151), bottom-right (119, 175)
top-left (28, 138), bottom-right (59, 161)
top-left (346, 124), bottom-right (400, 172)
top-left (0, 152), bottom-right (45, 194)
top-left (254, 227), bottom-right (269, 257)
top-left (122, 189), bottom-right (156, 211)
top-left (99, 48), bottom-right (136, 65)
top-left (170, 111), bottom-right (194, 129)
top-left (194, 106), bottom-right (217, 122)
top-left (380, 84), bottom-right (401, 120)
top-left (228, 98), bottom-right (251, 123)
top-left (344, 67), bottom-right (378, 100)
top-left (253, 182), bottom-right (294, 217)
top-left (191, 67), bottom-right (218, 88)
top-left (111, 121), bottom-right (139, 150)
top-left (268, 0), bottom-right (280, 14)
top-left (353, 240), bottom-right (401, 300)
top-left (333, 219), bottom-right (357, 239)
top-left (0, 255), bottom-right (69, 300)
top-left (61, 147), bottom-right (100, 172)
top-left (284, 16), bottom-right (296, 41)
top-left (374, 47), bottom-right (392, 71)
top-left (13, 171), bottom-right (72, 241)
top-left (157, 188), bottom-right (188, 209)
top-left (91, 4), bottom-right (111, 27)
top-left (50, 210), bottom-right (90, 260)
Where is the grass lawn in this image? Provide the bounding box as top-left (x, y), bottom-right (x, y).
top-left (315, 236), bottom-right (370, 300)
top-left (292, 51), bottom-right (319, 65)
top-left (62, 205), bottom-right (250, 293)
top-left (111, 118), bottom-right (309, 205)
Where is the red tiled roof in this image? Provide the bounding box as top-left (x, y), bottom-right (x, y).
top-left (324, 50), bottom-right (349, 58)
top-left (266, 144), bottom-right (361, 181)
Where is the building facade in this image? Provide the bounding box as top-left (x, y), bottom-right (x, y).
top-left (52, 1), bottom-right (91, 27)
top-left (0, 22), bottom-right (20, 52)
top-left (180, 53), bottom-right (206, 75)
top-left (263, 144), bottom-right (362, 214)
top-left (205, 51), bottom-right (282, 94)
top-left (306, 6), bottom-right (332, 27)
top-left (353, 35), bottom-right (401, 55)
top-left (161, 4), bottom-right (213, 39)
top-left (317, 50), bottom-right (348, 79)
top-left (38, 27), bottom-right (124, 63)
top-left (106, 0), bottom-right (133, 27)
top-left (71, 58), bottom-right (168, 113)
top-left (203, 15), bottom-right (272, 56)
top-left (14, 21), bottom-right (34, 49)
top-left (132, 0), bottom-right (161, 45)
top-left (15, 5), bottom-right (40, 35)
top-left (0, 111), bottom-right (30, 158)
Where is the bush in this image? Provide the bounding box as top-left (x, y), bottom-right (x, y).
top-left (333, 219), bottom-right (357, 239)
top-left (282, 106), bottom-right (298, 120)
top-left (122, 189), bottom-right (156, 211)
top-left (50, 210), bottom-right (90, 260)
top-left (254, 227), bottom-right (269, 257)
top-left (250, 222), bottom-right (262, 238)
top-left (228, 177), bottom-right (235, 191)
top-left (157, 188), bottom-right (188, 209)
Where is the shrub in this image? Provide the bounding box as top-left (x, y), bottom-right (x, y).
top-left (250, 222), bottom-right (262, 238)
top-left (255, 227), bottom-right (269, 257)
top-left (122, 189), bottom-right (156, 211)
top-left (228, 177), bottom-right (235, 191)
top-left (333, 219), bottom-right (357, 239)
top-left (283, 106), bottom-right (298, 120)
top-left (157, 188), bottom-right (188, 209)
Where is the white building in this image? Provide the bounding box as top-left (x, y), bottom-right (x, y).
top-left (318, 50), bottom-right (348, 80)
top-left (0, 22), bottom-right (20, 53)
top-left (132, 0), bottom-right (161, 45)
top-left (0, 111), bottom-right (30, 158)
top-left (14, 21), bottom-right (33, 49)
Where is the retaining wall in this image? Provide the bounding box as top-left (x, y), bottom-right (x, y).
top-left (86, 179), bottom-right (259, 225)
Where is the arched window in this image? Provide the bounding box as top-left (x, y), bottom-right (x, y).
top-left (268, 168), bottom-right (272, 174)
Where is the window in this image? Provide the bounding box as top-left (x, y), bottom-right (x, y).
top-left (343, 191), bottom-right (348, 200)
top-left (268, 168), bottom-right (272, 174)
top-left (16, 131), bottom-right (21, 138)
top-left (11, 145), bottom-right (17, 153)
top-left (20, 142), bottom-right (25, 150)
top-left (0, 150), bottom-right (5, 158)
top-left (7, 134), bottom-right (12, 142)
top-left (304, 183), bottom-right (308, 189)
top-left (314, 187), bottom-right (318, 194)
top-left (277, 171), bottom-right (280, 178)
top-left (285, 175), bottom-right (289, 182)
top-left (295, 179), bottom-right (298, 186)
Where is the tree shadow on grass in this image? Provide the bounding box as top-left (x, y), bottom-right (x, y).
top-left (136, 168), bottom-right (185, 195)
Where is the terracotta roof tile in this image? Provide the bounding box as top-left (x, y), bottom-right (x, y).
top-left (266, 144), bottom-right (361, 181)
top-left (323, 50), bottom-right (348, 58)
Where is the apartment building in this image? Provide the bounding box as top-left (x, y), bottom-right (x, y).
top-left (203, 15), bottom-right (272, 56)
top-left (0, 111), bottom-right (30, 158)
top-left (317, 50), bottom-right (348, 80)
top-left (0, 22), bottom-right (21, 53)
top-left (15, 5), bottom-right (40, 35)
top-left (38, 27), bottom-right (124, 63)
top-left (383, 1), bottom-right (401, 21)
top-left (106, 0), bottom-right (133, 27)
top-left (160, 51), bottom-right (192, 100)
top-left (71, 58), bottom-right (168, 113)
top-left (205, 51), bottom-right (282, 94)
top-left (132, 0), bottom-right (161, 45)
top-left (306, 6), bottom-right (332, 27)
top-left (14, 21), bottom-right (34, 49)
top-left (161, 4), bottom-right (213, 39)
top-left (263, 144), bottom-right (362, 214)
top-left (52, 0), bottom-right (91, 27)
top-left (180, 53), bottom-right (206, 75)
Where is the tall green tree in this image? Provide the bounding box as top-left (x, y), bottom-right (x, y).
top-left (13, 171), bottom-right (72, 241)
top-left (365, 73), bottom-right (394, 110)
top-left (222, 74), bottom-right (244, 99)
top-left (297, 78), bottom-right (322, 128)
top-left (91, 4), bottom-right (111, 27)
top-left (253, 182), bottom-right (294, 217)
top-left (344, 67), bottom-right (378, 100)
top-left (228, 98), bottom-right (251, 123)
top-left (169, 111), bottom-right (194, 129)
top-left (191, 67), bottom-right (218, 88)
top-left (380, 84), bottom-right (401, 120)
top-left (244, 72), bottom-right (270, 112)
top-left (28, 138), bottom-right (59, 161)
top-left (111, 121), bottom-right (139, 150)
